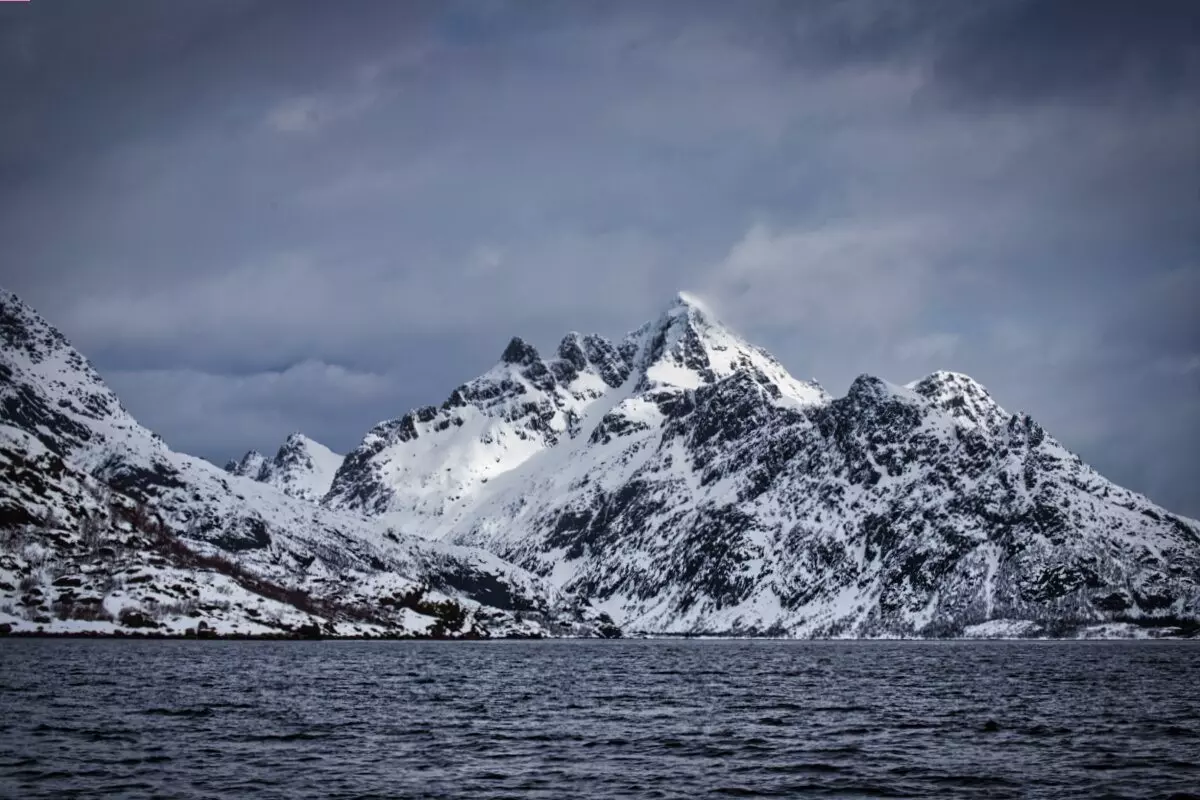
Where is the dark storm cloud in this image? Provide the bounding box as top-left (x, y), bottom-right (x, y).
top-left (930, 0), bottom-right (1200, 106)
top-left (0, 1), bottom-right (1196, 514)
top-left (0, 1), bottom-right (442, 172)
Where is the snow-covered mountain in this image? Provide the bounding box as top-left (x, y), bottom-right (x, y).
top-left (326, 292), bottom-right (1200, 638)
top-left (6, 287), bottom-right (1196, 638)
top-left (226, 433), bottom-right (343, 503)
top-left (0, 289), bottom-right (601, 638)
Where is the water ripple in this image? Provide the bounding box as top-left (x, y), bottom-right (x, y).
top-left (1, 640), bottom-right (1197, 799)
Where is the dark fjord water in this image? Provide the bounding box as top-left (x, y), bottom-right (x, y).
top-left (1, 640), bottom-right (1197, 799)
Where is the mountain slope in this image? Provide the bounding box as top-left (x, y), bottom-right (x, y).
top-left (323, 331), bottom-right (631, 523)
top-left (0, 290), bottom-right (597, 638)
top-left (328, 294), bottom-right (1200, 637)
top-left (227, 433), bottom-right (343, 503)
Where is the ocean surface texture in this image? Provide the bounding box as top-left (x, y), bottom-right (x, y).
top-left (1, 640), bottom-right (1197, 799)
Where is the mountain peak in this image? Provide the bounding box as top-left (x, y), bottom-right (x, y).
top-left (555, 332), bottom-right (593, 373)
top-left (275, 432), bottom-right (340, 462)
top-left (669, 290), bottom-right (712, 314)
top-left (227, 449), bottom-right (268, 479)
top-left (227, 434), bottom-right (343, 502)
top-left (1, 289), bottom-right (74, 366)
top-left (555, 331), bottom-right (630, 389)
top-left (912, 370), bottom-right (988, 390)
top-left (909, 370), bottom-right (1009, 431)
top-left (0, 285), bottom-right (150, 458)
top-left (282, 431), bottom-right (315, 449)
top-left (501, 336), bottom-right (541, 366)
top-left (629, 291), bottom-right (828, 406)
top-left (658, 291), bottom-right (724, 338)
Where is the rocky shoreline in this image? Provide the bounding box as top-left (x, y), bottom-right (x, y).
top-left (0, 623), bottom-right (549, 641)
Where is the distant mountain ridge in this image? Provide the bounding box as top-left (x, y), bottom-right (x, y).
top-left (226, 433), bottom-right (343, 503)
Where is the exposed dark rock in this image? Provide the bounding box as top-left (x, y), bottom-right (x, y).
top-left (501, 336), bottom-right (540, 366)
top-left (118, 609), bottom-right (157, 629)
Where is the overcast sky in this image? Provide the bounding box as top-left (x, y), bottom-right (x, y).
top-left (1, 0), bottom-right (1197, 515)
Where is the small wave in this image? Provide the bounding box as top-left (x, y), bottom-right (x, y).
top-left (761, 701), bottom-right (807, 713)
top-left (763, 762), bottom-right (846, 775)
top-left (931, 774), bottom-right (1020, 787)
top-left (1161, 725), bottom-right (1198, 738)
top-left (246, 731), bottom-right (333, 742)
top-left (143, 707), bottom-right (213, 718)
top-left (811, 704), bottom-right (872, 713)
top-left (31, 723), bottom-right (137, 741)
top-left (808, 744), bottom-right (863, 755)
top-left (116, 755), bottom-right (173, 765)
top-left (12, 769), bottom-right (74, 781)
top-left (1023, 724), bottom-right (1071, 737)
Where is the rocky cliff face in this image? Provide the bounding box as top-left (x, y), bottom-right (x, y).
top-left (326, 293), bottom-right (1200, 637)
top-left (0, 290), bottom-right (599, 638)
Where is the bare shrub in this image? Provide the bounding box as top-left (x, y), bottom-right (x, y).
top-left (0, 528), bottom-right (25, 551)
top-left (130, 502), bottom-right (153, 531)
top-left (149, 598), bottom-right (199, 618)
top-left (96, 574), bottom-right (125, 594)
top-left (79, 515), bottom-right (105, 554)
top-left (22, 547), bottom-right (50, 571)
top-left (51, 599), bottom-right (113, 622)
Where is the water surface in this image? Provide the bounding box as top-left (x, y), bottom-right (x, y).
top-left (1, 640), bottom-right (1197, 798)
